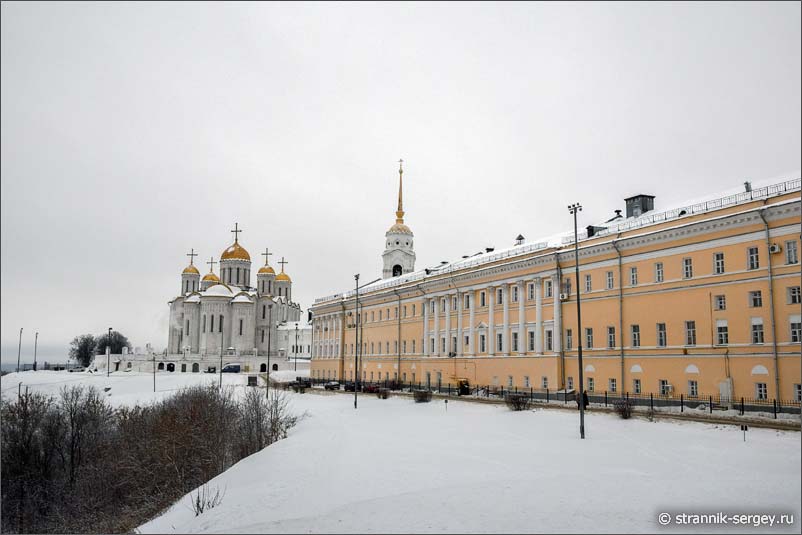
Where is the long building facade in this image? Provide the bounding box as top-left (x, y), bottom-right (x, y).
top-left (310, 172), bottom-right (801, 403)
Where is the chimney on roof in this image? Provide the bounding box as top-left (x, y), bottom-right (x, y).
top-left (485, 247), bottom-right (494, 253)
top-left (624, 194), bottom-right (655, 218)
top-left (515, 234), bottom-right (525, 246)
top-left (744, 181), bottom-right (752, 192)
top-left (586, 225), bottom-right (607, 238)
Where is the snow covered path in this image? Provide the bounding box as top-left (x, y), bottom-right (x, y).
top-left (3, 371), bottom-right (798, 533)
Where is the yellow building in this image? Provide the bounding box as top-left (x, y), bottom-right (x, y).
top-left (311, 169), bottom-right (801, 404)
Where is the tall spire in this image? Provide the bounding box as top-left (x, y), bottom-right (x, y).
top-left (396, 159), bottom-right (405, 224)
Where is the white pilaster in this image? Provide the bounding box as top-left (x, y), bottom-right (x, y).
top-left (535, 277), bottom-right (543, 354)
top-left (457, 291), bottom-right (464, 357)
top-left (423, 298), bottom-right (429, 356)
top-left (488, 286), bottom-right (495, 356)
top-left (468, 291), bottom-right (475, 356)
top-left (517, 280), bottom-right (525, 356)
top-left (444, 295), bottom-right (451, 356)
top-left (552, 275), bottom-right (562, 353)
top-left (502, 285), bottom-right (510, 355)
top-left (433, 298), bottom-right (439, 356)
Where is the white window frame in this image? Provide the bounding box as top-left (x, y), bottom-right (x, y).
top-left (713, 252), bottom-right (725, 274)
top-left (654, 262), bottom-right (664, 283)
top-left (606, 271), bottom-right (614, 289)
top-left (785, 240), bottom-right (799, 265)
top-left (630, 266), bottom-right (638, 286)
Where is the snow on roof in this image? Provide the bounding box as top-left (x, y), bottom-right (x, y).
top-left (184, 294), bottom-right (201, 303)
top-left (232, 294), bottom-right (253, 304)
top-left (202, 284), bottom-right (234, 298)
top-left (278, 320), bottom-right (311, 330)
top-left (314, 176), bottom-right (800, 304)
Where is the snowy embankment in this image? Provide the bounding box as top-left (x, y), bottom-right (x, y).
top-left (3, 371), bottom-right (799, 534)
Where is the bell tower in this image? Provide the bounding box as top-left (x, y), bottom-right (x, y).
top-left (382, 159), bottom-right (416, 278)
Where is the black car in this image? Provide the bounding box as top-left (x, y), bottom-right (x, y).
top-left (323, 381), bottom-right (340, 391)
top-left (343, 381), bottom-right (356, 392)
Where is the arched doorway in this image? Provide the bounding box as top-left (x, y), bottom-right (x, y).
top-left (392, 264), bottom-right (402, 277)
top-left (272, 363), bottom-right (279, 371)
top-left (192, 363), bottom-right (199, 373)
top-left (157, 362), bottom-right (165, 371)
top-left (181, 363), bottom-right (187, 372)
top-left (166, 363), bottom-right (175, 372)
top-left (260, 363), bottom-right (267, 372)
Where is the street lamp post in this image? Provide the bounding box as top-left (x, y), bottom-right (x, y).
top-left (568, 203), bottom-right (586, 439)
top-left (354, 274), bottom-right (360, 410)
top-left (107, 327), bottom-right (112, 377)
top-left (266, 304), bottom-right (273, 398)
top-left (219, 322), bottom-right (224, 390)
top-left (294, 323), bottom-right (298, 372)
top-left (33, 332), bottom-right (38, 371)
top-left (16, 328), bottom-right (23, 373)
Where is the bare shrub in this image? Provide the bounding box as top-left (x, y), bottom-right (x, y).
top-left (376, 388), bottom-right (389, 400)
top-left (191, 484), bottom-right (226, 516)
top-left (504, 393), bottom-right (531, 411)
top-left (613, 398), bottom-right (634, 419)
top-left (413, 389), bottom-right (432, 403)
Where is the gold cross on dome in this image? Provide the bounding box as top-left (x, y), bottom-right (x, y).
top-left (206, 256), bottom-right (217, 272)
top-left (278, 257), bottom-right (288, 272)
top-left (261, 248), bottom-right (273, 265)
top-left (186, 248), bottom-right (198, 265)
top-left (230, 222), bottom-right (243, 243)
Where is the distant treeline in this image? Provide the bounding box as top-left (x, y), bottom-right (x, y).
top-left (1, 385), bottom-right (298, 533)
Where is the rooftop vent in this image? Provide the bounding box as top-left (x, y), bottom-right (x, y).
top-left (485, 247), bottom-right (495, 253)
top-left (515, 234), bottom-right (525, 245)
top-left (586, 225), bottom-right (608, 238)
top-left (624, 194), bottom-right (655, 218)
top-left (744, 181), bottom-right (752, 192)
top-left (605, 209), bottom-right (623, 223)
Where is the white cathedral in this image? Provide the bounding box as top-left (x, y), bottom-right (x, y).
top-left (167, 224), bottom-right (303, 359)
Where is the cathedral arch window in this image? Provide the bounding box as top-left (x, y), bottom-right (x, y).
top-left (219, 314), bottom-right (223, 333)
top-left (210, 315), bottom-right (214, 332)
top-left (202, 315), bottom-right (206, 333)
top-left (236, 268), bottom-right (240, 284)
top-left (392, 264), bottom-right (402, 277)
top-left (262, 305), bottom-right (266, 319)
top-left (239, 319), bottom-right (243, 336)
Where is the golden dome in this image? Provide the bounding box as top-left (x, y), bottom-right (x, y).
top-left (183, 264), bottom-right (200, 275)
top-left (202, 272), bottom-right (220, 282)
top-left (276, 272), bottom-right (291, 282)
top-left (221, 241), bottom-right (251, 261)
top-left (387, 223), bottom-right (413, 235)
top-left (258, 265), bottom-right (276, 275)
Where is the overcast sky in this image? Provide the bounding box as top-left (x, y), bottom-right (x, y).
top-left (1, 2), bottom-right (799, 361)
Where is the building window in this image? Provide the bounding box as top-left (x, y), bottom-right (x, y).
top-left (402, 340), bottom-right (407, 353)
top-left (480, 334), bottom-right (486, 352)
top-left (584, 274), bottom-right (592, 293)
top-left (541, 376), bottom-right (548, 389)
top-left (609, 378), bottom-right (617, 393)
top-left (788, 286), bottom-right (801, 304)
top-left (606, 271), bottom-right (614, 289)
top-left (512, 286), bottom-right (518, 302)
top-left (412, 340), bottom-right (416, 353)
top-left (545, 330), bottom-right (553, 351)
top-left (755, 382), bottom-right (768, 400)
top-left (528, 331), bottom-right (535, 351)
top-left (659, 379), bottom-right (670, 396)
top-left (791, 319), bottom-right (801, 343)
top-left (688, 380), bottom-right (698, 398)
top-left (379, 310), bottom-right (383, 321)
top-left (630, 267), bottom-right (638, 286)
top-left (465, 294), bottom-right (470, 309)
top-left (563, 278), bottom-right (572, 296)
top-left (480, 291), bottom-right (486, 307)
top-left (210, 315), bottom-right (215, 332)
top-left (631, 325), bottom-right (640, 347)
top-left (607, 326), bottom-right (615, 348)
top-left (567, 376), bottom-right (574, 390)
top-left (566, 329), bottom-right (572, 350)
top-left (528, 283), bottom-right (535, 300)
top-left (683, 258), bottom-right (693, 279)
top-left (786, 240), bottom-right (799, 265)
top-left (497, 289), bottom-right (503, 305)
top-left (749, 291), bottom-right (763, 308)
top-left (751, 320), bottom-right (764, 344)
top-left (633, 378), bottom-right (641, 394)
top-left (464, 335), bottom-right (469, 346)
top-left (654, 262), bottom-right (664, 283)
top-left (587, 377), bottom-right (595, 392)
top-left (716, 322), bottom-right (729, 345)
top-left (202, 315), bottom-right (206, 333)
top-left (524, 376), bottom-right (530, 388)
top-left (497, 333), bottom-right (503, 352)
top-left (508, 376), bottom-right (514, 388)
top-left (430, 301), bottom-right (435, 314)
top-left (656, 323), bottom-right (666, 347)
top-left (714, 295), bottom-right (726, 310)
top-left (545, 280), bottom-right (553, 298)
top-left (239, 319), bottom-right (243, 336)
top-left (585, 328), bottom-right (593, 349)
top-left (714, 252), bottom-right (725, 274)
top-left (685, 321), bottom-right (696, 346)
top-left (512, 332), bottom-right (519, 352)
top-left (218, 315), bottom-right (223, 333)
top-left (794, 384), bottom-right (802, 402)
top-left (747, 246), bottom-right (760, 270)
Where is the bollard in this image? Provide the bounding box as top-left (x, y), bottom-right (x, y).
top-left (546, 388), bottom-right (549, 403)
top-left (604, 391), bottom-right (608, 407)
top-left (650, 392), bottom-right (654, 412)
top-left (741, 397), bottom-right (745, 416)
top-left (773, 399), bottom-right (777, 419)
top-left (681, 393), bottom-right (684, 413)
top-left (709, 395), bottom-right (713, 414)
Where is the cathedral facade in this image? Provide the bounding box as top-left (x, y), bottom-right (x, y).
top-left (167, 225), bottom-right (302, 359)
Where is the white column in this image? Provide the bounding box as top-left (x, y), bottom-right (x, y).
top-left (502, 285), bottom-right (510, 355)
top-left (488, 286), bottom-right (495, 356)
top-left (423, 298), bottom-right (429, 356)
top-left (457, 291), bottom-right (464, 357)
top-left (552, 274), bottom-right (562, 353)
top-left (517, 280), bottom-right (525, 356)
top-left (444, 295), bottom-right (451, 356)
top-left (433, 298), bottom-right (439, 356)
top-left (535, 277), bottom-right (543, 354)
top-left (468, 290), bottom-right (476, 356)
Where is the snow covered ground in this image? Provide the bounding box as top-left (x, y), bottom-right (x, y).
top-left (2, 371), bottom-right (799, 533)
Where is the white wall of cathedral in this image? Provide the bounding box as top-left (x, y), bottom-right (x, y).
top-left (181, 274), bottom-right (200, 294)
top-left (220, 259), bottom-right (251, 289)
top-left (257, 275), bottom-right (276, 295)
top-left (275, 281), bottom-right (291, 301)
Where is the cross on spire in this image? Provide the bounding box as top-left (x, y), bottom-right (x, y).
top-left (186, 248), bottom-right (198, 265)
top-left (206, 256), bottom-right (217, 272)
top-left (278, 256), bottom-right (288, 273)
top-left (230, 222), bottom-right (243, 243)
top-left (396, 158), bottom-right (405, 223)
top-left (261, 248), bottom-right (273, 265)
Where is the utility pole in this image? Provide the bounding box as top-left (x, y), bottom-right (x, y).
top-left (266, 304), bottom-right (273, 398)
top-left (33, 332), bottom-right (38, 371)
top-left (16, 328), bottom-right (23, 373)
top-left (568, 203), bottom-right (586, 439)
top-left (107, 327), bottom-right (112, 377)
top-left (294, 323), bottom-right (298, 372)
top-left (219, 321), bottom-right (224, 390)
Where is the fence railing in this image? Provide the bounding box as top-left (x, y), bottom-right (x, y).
top-left (9, 362), bottom-right (85, 372)
top-left (307, 378), bottom-right (801, 418)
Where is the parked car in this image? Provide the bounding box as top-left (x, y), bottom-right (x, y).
top-left (204, 366), bottom-right (217, 373)
top-left (323, 381), bottom-right (340, 391)
top-left (361, 383), bottom-right (380, 394)
top-left (294, 376), bottom-right (312, 388)
top-left (343, 381), bottom-right (356, 392)
top-left (221, 363), bottom-right (241, 373)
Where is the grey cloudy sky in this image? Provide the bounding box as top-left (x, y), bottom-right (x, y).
top-left (2, 1), bottom-right (799, 361)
